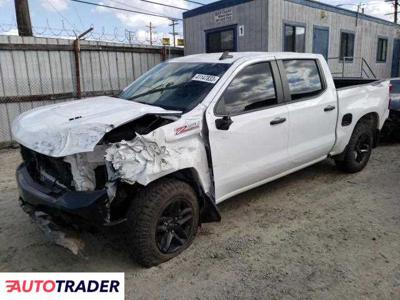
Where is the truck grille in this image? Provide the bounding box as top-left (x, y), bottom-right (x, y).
top-left (20, 146), bottom-right (74, 189)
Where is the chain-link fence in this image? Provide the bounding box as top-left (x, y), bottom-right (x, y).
top-left (0, 35), bottom-right (184, 147)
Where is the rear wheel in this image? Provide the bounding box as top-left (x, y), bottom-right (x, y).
top-left (335, 121), bottom-right (374, 173)
top-left (127, 178), bottom-right (199, 267)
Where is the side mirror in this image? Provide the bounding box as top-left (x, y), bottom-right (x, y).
top-left (215, 115), bottom-right (233, 130)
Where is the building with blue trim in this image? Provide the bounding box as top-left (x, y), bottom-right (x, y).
top-left (183, 0), bottom-right (400, 78)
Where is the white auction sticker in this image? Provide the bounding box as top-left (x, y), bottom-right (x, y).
top-left (192, 74), bottom-right (220, 84)
top-left (0, 273), bottom-right (124, 300)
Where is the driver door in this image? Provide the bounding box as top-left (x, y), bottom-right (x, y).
top-left (206, 60), bottom-right (290, 203)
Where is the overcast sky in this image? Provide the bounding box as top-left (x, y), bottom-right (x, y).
top-left (0, 0), bottom-right (394, 42)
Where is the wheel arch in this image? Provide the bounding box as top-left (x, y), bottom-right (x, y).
top-left (355, 112), bottom-right (380, 147)
top-left (332, 110), bottom-right (381, 157)
top-left (164, 168), bottom-right (221, 224)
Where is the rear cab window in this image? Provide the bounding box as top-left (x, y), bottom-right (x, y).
top-left (215, 62), bottom-right (278, 115)
top-left (282, 59), bottom-right (325, 101)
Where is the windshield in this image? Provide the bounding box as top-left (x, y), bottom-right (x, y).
top-left (118, 62), bottom-right (231, 112)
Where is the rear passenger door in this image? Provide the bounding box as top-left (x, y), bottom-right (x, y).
top-left (207, 60), bottom-right (290, 202)
top-left (279, 59), bottom-right (337, 167)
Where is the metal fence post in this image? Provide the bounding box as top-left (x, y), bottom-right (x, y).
top-left (73, 27), bottom-right (93, 99)
top-left (161, 46), bottom-right (166, 61)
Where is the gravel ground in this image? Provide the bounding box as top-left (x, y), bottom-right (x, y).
top-left (0, 144), bottom-right (400, 299)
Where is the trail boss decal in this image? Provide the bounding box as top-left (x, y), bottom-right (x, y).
top-left (175, 121), bottom-right (201, 135)
top-left (192, 74), bottom-right (220, 84)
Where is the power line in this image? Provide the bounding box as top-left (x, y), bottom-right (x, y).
top-left (385, 0), bottom-right (399, 23)
top-left (181, 0), bottom-right (205, 5)
top-left (46, 0), bottom-right (79, 32)
top-left (109, 0), bottom-right (187, 12)
top-left (107, 0), bottom-right (162, 15)
top-left (71, 1), bottom-right (85, 29)
top-left (69, 0), bottom-right (182, 20)
top-left (139, 0), bottom-right (188, 11)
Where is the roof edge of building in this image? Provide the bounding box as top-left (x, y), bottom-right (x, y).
top-left (183, 0), bottom-right (400, 28)
top-left (183, 0), bottom-right (253, 19)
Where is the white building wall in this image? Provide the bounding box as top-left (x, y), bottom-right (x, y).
top-left (184, 0), bottom-right (400, 79)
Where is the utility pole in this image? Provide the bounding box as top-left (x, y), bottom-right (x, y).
top-left (14, 0), bottom-right (33, 36)
top-left (125, 29), bottom-right (135, 44)
top-left (386, 0), bottom-right (399, 24)
top-left (146, 22), bottom-right (155, 45)
top-left (355, 3), bottom-right (364, 26)
top-left (169, 19), bottom-right (179, 47)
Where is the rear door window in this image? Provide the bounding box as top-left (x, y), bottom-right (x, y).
top-left (215, 62), bottom-right (278, 115)
top-left (282, 59), bottom-right (324, 101)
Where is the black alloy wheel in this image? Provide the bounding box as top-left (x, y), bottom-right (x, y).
top-left (127, 178), bottom-right (199, 267)
top-left (156, 199), bottom-right (194, 254)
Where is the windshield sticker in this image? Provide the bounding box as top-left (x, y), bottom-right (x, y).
top-left (192, 74), bottom-right (220, 84)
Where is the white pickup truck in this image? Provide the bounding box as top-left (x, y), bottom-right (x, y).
top-left (12, 52), bottom-right (390, 267)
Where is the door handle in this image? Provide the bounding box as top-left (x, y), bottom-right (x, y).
top-left (270, 117), bottom-right (286, 126)
top-left (324, 105), bottom-right (336, 112)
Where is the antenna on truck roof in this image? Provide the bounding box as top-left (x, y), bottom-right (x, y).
top-left (219, 51), bottom-right (233, 60)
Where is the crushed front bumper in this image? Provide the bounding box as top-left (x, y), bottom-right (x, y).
top-left (16, 163), bottom-right (110, 226)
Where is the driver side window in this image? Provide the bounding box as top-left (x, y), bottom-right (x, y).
top-left (215, 62), bottom-right (277, 115)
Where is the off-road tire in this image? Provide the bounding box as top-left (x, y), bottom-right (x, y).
top-left (127, 178), bottom-right (199, 267)
top-left (335, 121), bottom-right (374, 173)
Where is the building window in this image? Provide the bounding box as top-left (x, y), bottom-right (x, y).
top-left (282, 60), bottom-right (324, 101)
top-left (340, 32), bottom-right (355, 62)
top-left (377, 38), bottom-right (388, 62)
top-left (284, 24), bottom-right (306, 53)
top-left (215, 62), bottom-right (278, 115)
top-left (206, 27), bottom-right (236, 53)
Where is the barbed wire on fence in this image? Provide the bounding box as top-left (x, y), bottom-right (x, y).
top-left (0, 22), bottom-right (182, 46)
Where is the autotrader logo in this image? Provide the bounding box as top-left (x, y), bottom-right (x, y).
top-left (0, 273), bottom-right (124, 300)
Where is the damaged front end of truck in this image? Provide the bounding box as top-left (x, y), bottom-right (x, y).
top-left (12, 98), bottom-right (220, 254)
top-left (12, 58), bottom-right (231, 260)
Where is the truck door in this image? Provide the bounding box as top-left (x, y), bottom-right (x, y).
top-left (206, 60), bottom-right (290, 203)
top-left (279, 59), bottom-right (337, 167)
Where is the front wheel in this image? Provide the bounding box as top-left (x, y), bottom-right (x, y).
top-left (335, 121), bottom-right (374, 173)
top-left (127, 178), bottom-right (199, 267)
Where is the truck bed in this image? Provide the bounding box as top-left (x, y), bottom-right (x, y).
top-left (330, 79), bottom-right (390, 156)
top-left (333, 78), bottom-right (380, 89)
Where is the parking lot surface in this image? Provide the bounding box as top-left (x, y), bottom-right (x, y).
top-left (0, 144), bottom-right (399, 299)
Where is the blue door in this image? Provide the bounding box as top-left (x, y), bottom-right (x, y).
top-left (312, 26), bottom-right (329, 60)
top-left (391, 39), bottom-right (400, 77)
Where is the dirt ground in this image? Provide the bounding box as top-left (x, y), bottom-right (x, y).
top-left (0, 144), bottom-right (400, 299)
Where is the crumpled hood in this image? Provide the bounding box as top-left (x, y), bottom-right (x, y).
top-left (12, 96), bottom-right (180, 157)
